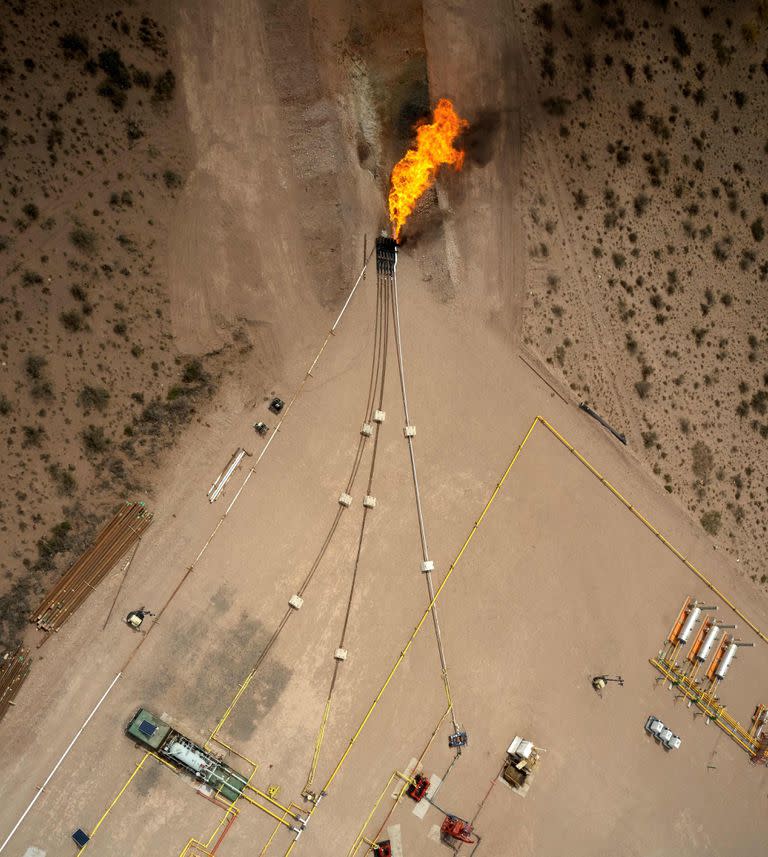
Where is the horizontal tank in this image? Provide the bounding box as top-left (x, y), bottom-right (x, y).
top-left (165, 739), bottom-right (211, 774)
top-left (696, 624), bottom-right (720, 662)
top-left (715, 642), bottom-right (739, 680)
top-left (677, 606), bottom-right (701, 645)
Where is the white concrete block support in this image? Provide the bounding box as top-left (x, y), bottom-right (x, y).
top-left (404, 425), bottom-right (416, 438)
top-left (339, 493), bottom-right (353, 507)
top-left (420, 560), bottom-right (435, 573)
top-left (363, 495), bottom-right (377, 509)
top-left (289, 594), bottom-right (304, 610)
top-left (373, 410), bottom-right (386, 423)
top-left (361, 422), bottom-right (373, 437)
top-left (334, 648), bottom-right (348, 661)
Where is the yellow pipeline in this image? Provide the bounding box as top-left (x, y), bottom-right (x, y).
top-left (538, 417), bottom-right (768, 645)
top-left (651, 658), bottom-right (756, 755)
top-left (241, 792), bottom-right (300, 829)
top-left (278, 423), bottom-right (542, 857)
top-left (80, 753), bottom-right (150, 852)
top-left (279, 414), bottom-right (768, 856)
top-left (209, 734), bottom-right (259, 769)
top-left (305, 697), bottom-right (332, 793)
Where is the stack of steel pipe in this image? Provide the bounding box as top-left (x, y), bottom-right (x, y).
top-left (29, 501), bottom-right (153, 633)
top-left (0, 646), bottom-right (32, 721)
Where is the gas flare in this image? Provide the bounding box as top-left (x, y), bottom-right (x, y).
top-left (388, 98), bottom-right (469, 241)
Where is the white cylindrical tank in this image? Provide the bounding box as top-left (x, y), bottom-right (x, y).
top-left (678, 606), bottom-right (701, 644)
top-left (715, 642), bottom-right (738, 680)
top-left (696, 624), bottom-right (720, 661)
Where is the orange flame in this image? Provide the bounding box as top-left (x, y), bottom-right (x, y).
top-left (388, 98), bottom-right (469, 241)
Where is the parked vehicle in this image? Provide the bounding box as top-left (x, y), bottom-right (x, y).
top-left (645, 715), bottom-right (681, 750)
top-left (645, 715), bottom-right (665, 739)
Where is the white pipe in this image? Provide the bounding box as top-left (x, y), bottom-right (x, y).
top-left (330, 250), bottom-right (373, 333)
top-left (0, 672), bottom-right (122, 853)
top-left (223, 252), bottom-right (374, 518)
top-left (208, 448), bottom-right (246, 503)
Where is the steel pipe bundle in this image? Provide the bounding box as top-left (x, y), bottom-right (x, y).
top-left (0, 645), bottom-right (32, 721)
top-left (29, 501), bottom-right (153, 632)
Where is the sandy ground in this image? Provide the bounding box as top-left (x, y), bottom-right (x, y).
top-left (2, 2), bottom-right (768, 857)
top-left (517, 0), bottom-right (768, 583)
top-left (2, 249), bottom-right (767, 856)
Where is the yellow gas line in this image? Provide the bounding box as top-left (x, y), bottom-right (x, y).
top-left (209, 734), bottom-right (260, 770)
top-left (304, 697), bottom-right (333, 794)
top-left (650, 658), bottom-right (756, 755)
top-left (537, 417), bottom-right (768, 645)
top-left (79, 753), bottom-right (150, 852)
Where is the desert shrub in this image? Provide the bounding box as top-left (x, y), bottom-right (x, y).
top-left (540, 43), bottom-right (556, 81)
top-left (25, 354), bottom-right (46, 380)
top-left (98, 49), bottom-right (131, 89)
top-left (573, 189), bottom-right (587, 209)
top-left (752, 390), bottom-right (768, 416)
top-left (21, 270), bottom-right (42, 286)
top-left (742, 21), bottom-right (759, 43)
top-left (132, 68), bottom-right (152, 88)
top-left (648, 115), bottom-right (671, 140)
top-left (113, 320), bottom-right (128, 335)
top-left (692, 327), bottom-right (707, 345)
top-left (78, 385), bottom-right (110, 412)
top-left (125, 119), bottom-right (144, 141)
top-left (48, 463), bottom-right (77, 496)
top-left (59, 32), bottom-right (89, 59)
top-left (628, 99), bottom-right (646, 122)
top-left (69, 226), bottom-right (97, 254)
top-left (97, 81), bottom-right (127, 110)
top-left (0, 394), bottom-right (10, 415)
top-left (712, 237), bottom-right (731, 262)
top-left (139, 396), bottom-right (194, 434)
top-left (692, 440), bottom-right (714, 482)
top-left (635, 380), bottom-right (651, 399)
top-left (22, 202), bottom-right (38, 220)
top-left (152, 69), bottom-right (175, 102)
top-left (633, 193), bottom-right (649, 216)
top-left (671, 26), bottom-right (691, 56)
top-left (82, 424), bottom-right (110, 454)
top-left (22, 425), bottom-right (45, 447)
top-left (36, 520), bottom-right (74, 571)
top-left (712, 33), bottom-right (735, 66)
top-left (642, 430), bottom-right (658, 448)
top-left (163, 170), bottom-right (183, 189)
top-left (751, 218), bottom-right (765, 242)
top-left (533, 2), bottom-right (554, 30)
top-left (180, 359), bottom-right (204, 384)
top-left (612, 252), bottom-right (626, 269)
top-left (542, 97), bottom-right (570, 116)
top-left (740, 249), bottom-right (756, 271)
top-left (60, 310), bottom-right (85, 332)
top-left (700, 510), bottom-right (721, 535)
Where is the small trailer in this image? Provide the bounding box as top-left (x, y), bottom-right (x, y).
top-left (502, 736), bottom-right (541, 795)
top-left (126, 708), bottom-right (247, 802)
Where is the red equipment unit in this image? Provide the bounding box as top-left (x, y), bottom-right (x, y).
top-left (373, 842), bottom-right (391, 857)
top-left (406, 773), bottom-right (430, 803)
top-left (441, 815), bottom-right (475, 844)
